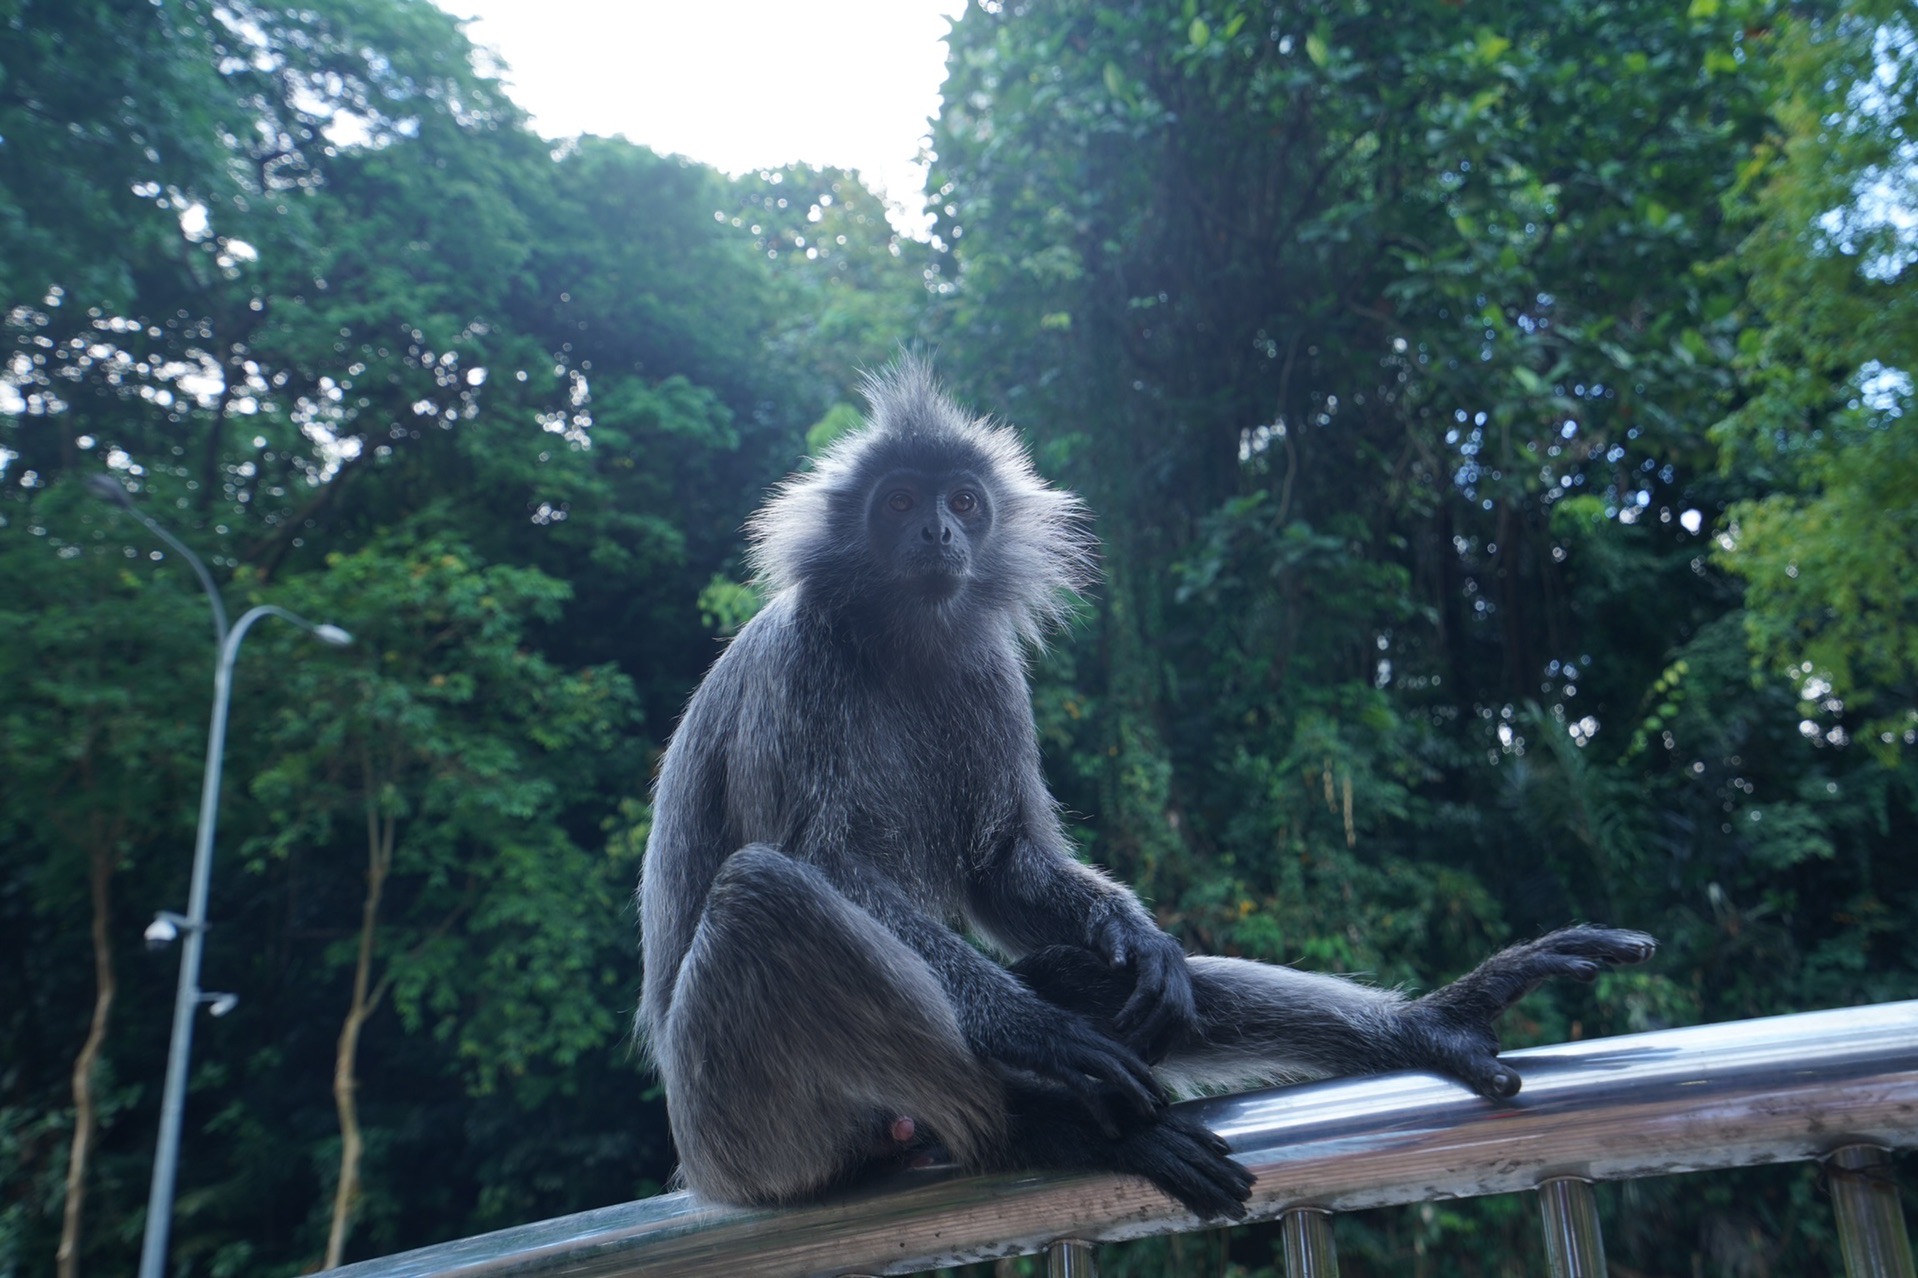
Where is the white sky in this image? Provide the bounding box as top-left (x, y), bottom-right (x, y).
top-left (436, 0), bottom-right (967, 231)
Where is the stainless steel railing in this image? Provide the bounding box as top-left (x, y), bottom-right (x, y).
top-left (332, 999), bottom-right (1918, 1278)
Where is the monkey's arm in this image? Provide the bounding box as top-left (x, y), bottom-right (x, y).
top-left (967, 815), bottom-right (1197, 1063)
top-left (819, 858), bottom-right (1168, 1116)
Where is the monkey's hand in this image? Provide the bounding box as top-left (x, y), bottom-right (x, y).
top-left (1010, 1076), bottom-right (1253, 1220)
top-left (1400, 924), bottom-right (1657, 1099)
top-left (976, 996), bottom-right (1167, 1121)
top-left (1092, 913), bottom-right (1197, 1064)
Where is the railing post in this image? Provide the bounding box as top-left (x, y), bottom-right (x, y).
top-left (1537, 1176), bottom-right (1607, 1278)
top-left (1045, 1238), bottom-right (1096, 1277)
top-left (1281, 1206), bottom-right (1339, 1277)
top-left (1827, 1144), bottom-right (1916, 1278)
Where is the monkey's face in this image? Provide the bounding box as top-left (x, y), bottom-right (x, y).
top-left (866, 468), bottom-right (993, 599)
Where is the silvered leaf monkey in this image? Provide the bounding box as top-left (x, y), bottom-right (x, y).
top-left (638, 358), bottom-right (1655, 1218)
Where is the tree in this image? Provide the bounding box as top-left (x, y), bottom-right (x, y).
top-left (0, 494), bottom-right (212, 1278)
top-left (3, 3), bottom-right (546, 1268)
top-left (729, 164), bottom-right (935, 409)
top-left (3, 0), bottom-right (903, 1264)
top-left (1714, 3), bottom-right (1918, 759)
top-left (248, 541), bottom-right (635, 1266)
top-left (929, 0), bottom-right (1913, 1269)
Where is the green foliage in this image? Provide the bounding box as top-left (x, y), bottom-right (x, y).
top-left (1713, 5), bottom-right (1918, 758)
top-left (0, 0), bottom-right (907, 1269)
top-left (3, 0), bottom-right (1915, 1272)
top-left (728, 164), bottom-right (934, 407)
top-left (806, 401), bottom-right (868, 453)
top-left (933, 0), bottom-right (1916, 1270)
top-left (695, 574), bottom-right (763, 636)
top-left (249, 540), bottom-right (637, 1092)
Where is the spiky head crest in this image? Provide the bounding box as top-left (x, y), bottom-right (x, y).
top-left (746, 357), bottom-right (1096, 647)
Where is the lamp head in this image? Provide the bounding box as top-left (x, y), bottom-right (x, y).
top-left (312, 624), bottom-right (353, 647)
top-left (86, 474), bottom-right (136, 509)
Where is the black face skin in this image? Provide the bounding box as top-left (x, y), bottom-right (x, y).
top-left (868, 469), bottom-right (993, 598)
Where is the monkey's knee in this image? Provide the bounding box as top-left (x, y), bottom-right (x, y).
top-left (658, 850), bottom-right (1006, 1204)
top-left (705, 842), bottom-right (803, 913)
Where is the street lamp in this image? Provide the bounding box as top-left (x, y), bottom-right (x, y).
top-left (89, 476), bottom-right (353, 1278)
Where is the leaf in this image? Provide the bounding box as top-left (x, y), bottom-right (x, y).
top-left (1189, 17), bottom-right (1210, 48)
top-left (1475, 29), bottom-right (1512, 64)
top-left (1598, 341), bottom-right (1637, 370)
top-left (1103, 62), bottom-right (1127, 97)
top-left (1305, 30), bottom-right (1330, 68)
top-left (1469, 87), bottom-right (1506, 116)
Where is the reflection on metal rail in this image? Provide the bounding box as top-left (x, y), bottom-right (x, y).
top-left (332, 1000), bottom-right (1918, 1278)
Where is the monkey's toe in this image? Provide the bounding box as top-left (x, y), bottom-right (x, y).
top-left (1541, 925), bottom-right (1658, 966)
top-left (1117, 1113), bottom-right (1254, 1221)
top-left (1464, 1058), bottom-right (1522, 1100)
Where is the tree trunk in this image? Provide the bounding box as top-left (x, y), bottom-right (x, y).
top-left (324, 795), bottom-right (393, 1270)
top-left (56, 844), bottom-right (116, 1278)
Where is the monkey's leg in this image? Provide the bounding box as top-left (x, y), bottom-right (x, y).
top-left (1013, 925), bottom-right (1655, 1099)
top-left (656, 845), bottom-right (1006, 1206)
top-left (1386, 924), bottom-right (1656, 1098)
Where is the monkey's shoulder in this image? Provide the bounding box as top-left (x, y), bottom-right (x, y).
top-left (695, 591), bottom-right (1026, 723)
top-left (669, 591), bottom-right (1039, 851)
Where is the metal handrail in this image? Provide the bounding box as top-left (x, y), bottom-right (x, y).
top-left (332, 999), bottom-right (1918, 1278)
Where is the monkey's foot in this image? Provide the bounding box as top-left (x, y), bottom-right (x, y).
top-left (1403, 924), bottom-right (1657, 1099)
top-left (1110, 1111), bottom-right (1254, 1221)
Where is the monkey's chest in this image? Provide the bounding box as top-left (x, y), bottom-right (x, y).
top-left (830, 707), bottom-right (1019, 879)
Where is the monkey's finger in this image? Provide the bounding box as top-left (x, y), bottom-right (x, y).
top-left (1113, 942), bottom-right (1198, 1061)
top-left (1116, 1115), bottom-right (1254, 1221)
top-left (1116, 989), bottom-right (1190, 1065)
top-left (1485, 949), bottom-right (1611, 1006)
top-left (1442, 926), bottom-right (1659, 1022)
top-left (1446, 1049), bottom-right (1522, 1100)
top-left (990, 1013), bottom-right (1163, 1116)
top-left (1074, 1088), bottom-right (1124, 1141)
top-left (1539, 925), bottom-right (1658, 967)
top-left (1063, 1036), bottom-right (1165, 1117)
top-left (1092, 1046), bottom-right (1167, 1118)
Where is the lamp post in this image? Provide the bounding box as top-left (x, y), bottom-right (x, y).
top-left (88, 477), bottom-right (352, 1278)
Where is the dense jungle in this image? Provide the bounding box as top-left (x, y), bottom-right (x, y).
top-left (2, 0), bottom-right (1914, 1273)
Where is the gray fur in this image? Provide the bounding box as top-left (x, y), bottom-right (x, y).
top-left (637, 360), bottom-right (1656, 1218)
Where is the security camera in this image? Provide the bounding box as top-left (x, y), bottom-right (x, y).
top-left (144, 915), bottom-right (180, 950)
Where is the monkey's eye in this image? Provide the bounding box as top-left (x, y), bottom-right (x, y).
top-left (885, 490), bottom-right (914, 513)
top-left (949, 489), bottom-right (979, 515)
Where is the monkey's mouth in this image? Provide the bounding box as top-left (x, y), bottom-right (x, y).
top-left (903, 550), bottom-right (971, 596)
